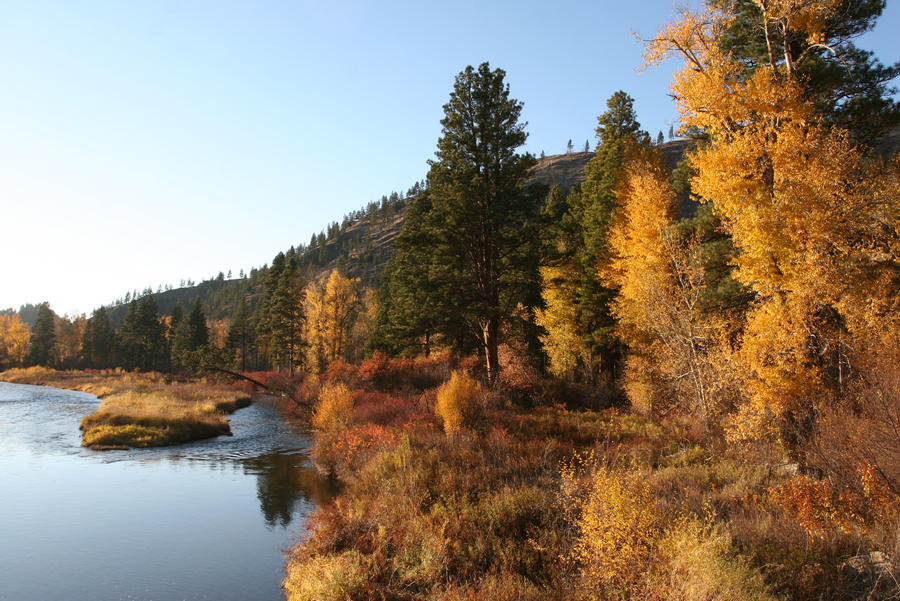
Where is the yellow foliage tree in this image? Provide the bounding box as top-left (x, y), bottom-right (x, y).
top-left (209, 319), bottom-right (230, 349)
top-left (0, 314), bottom-right (31, 367)
top-left (644, 3), bottom-right (900, 443)
top-left (604, 152), bottom-right (734, 422)
top-left (54, 314), bottom-right (86, 367)
top-left (303, 270), bottom-right (361, 372)
top-left (534, 264), bottom-right (590, 379)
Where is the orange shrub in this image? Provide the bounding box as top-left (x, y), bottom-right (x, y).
top-left (435, 371), bottom-right (482, 434)
top-left (322, 359), bottom-right (360, 387)
top-left (312, 383), bottom-right (355, 433)
top-left (335, 424), bottom-right (402, 471)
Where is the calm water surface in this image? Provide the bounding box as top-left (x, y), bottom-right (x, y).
top-left (0, 382), bottom-right (332, 601)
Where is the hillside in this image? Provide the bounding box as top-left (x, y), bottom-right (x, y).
top-left (98, 141), bottom-right (695, 325)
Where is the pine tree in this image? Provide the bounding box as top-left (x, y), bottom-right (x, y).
top-left (422, 62), bottom-right (539, 380)
top-left (227, 297), bottom-right (252, 370)
top-left (574, 91), bottom-right (650, 379)
top-left (269, 258), bottom-right (305, 373)
top-left (187, 300), bottom-right (209, 350)
top-left (26, 303), bottom-right (56, 366)
top-left (81, 307), bottom-right (115, 368)
top-left (373, 191), bottom-right (457, 356)
top-left (119, 295), bottom-right (165, 371)
top-left (254, 252), bottom-right (287, 367)
top-left (567, 138), bottom-right (574, 153)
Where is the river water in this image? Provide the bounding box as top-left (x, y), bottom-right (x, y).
top-left (0, 382), bottom-right (330, 601)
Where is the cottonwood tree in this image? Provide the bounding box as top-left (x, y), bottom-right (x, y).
top-left (303, 270), bottom-right (360, 372)
top-left (54, 314), bottom-right (86, 368)
top-left (708, 0), bottom-right (900, 144)
top-left (424, 62), bottom-right (539, 381)
top-left (604, 150), bottom-right (733, 423)
top-left (0, 313), bottom-right (30, 367)
top-left (645, 2), bottom-right (900, 444)
top-left (535, 264), bottom-right (588, 379)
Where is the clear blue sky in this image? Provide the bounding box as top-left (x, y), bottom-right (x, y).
top-left (2, 0), bottom-right (898, 316)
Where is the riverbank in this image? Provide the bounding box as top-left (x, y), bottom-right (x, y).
top-left (0, 367), bottom-right (251, 448)
top-left (283, 354), bottom-right (896, 600)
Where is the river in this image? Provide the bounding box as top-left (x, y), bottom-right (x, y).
top-left (0, 382), bottom-right (330, 601)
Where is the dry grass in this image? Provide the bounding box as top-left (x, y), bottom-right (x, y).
top-left (284, 355), bottom-right (899, 601)
top-left (1, 367), bottom-right (251, 448)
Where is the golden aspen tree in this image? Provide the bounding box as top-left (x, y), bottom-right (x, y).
top-left (302, 270), bottom-right (360, 372)
top-left (0, 314), bottom-right (31, 366)
top-left (209, 319), bottom-right (230, 349)
top-left (535, 264), bottom-right (590, 379)
top-left (54, 315), bottom-right (86, 367)
top-left (604, 151), bottom-right (730, 422)
top-left (644, 3), bottom-right (900, 442)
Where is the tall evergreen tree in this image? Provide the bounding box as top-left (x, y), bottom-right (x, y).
top-left (81, 307), bottom-right (115, 368)
top-left (170, 301), bottom-right (185, 330)
top-left (186, 300), bottom-right (209, 350)
top-left (119, 295), bottom-right (166, 371)
top-left (572, 91), bottom-right (650, 379)
top-left (423, 62), bottom-right (539, 380)
top-left (26, 302), bottom-right (56, 366)
top-left (373, 191), bottom-right (462, 357)
top-left (268, 258), bottom-right (305, 374)
top-left (253, 252), bottom-right (287, 367)
top-left (227, 297), bottom-right (252, 370)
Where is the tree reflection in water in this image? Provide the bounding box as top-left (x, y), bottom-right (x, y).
top-left (242, 451), bottom-right (338, 527)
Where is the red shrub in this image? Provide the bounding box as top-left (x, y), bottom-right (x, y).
top-left (334, 424), bottom-right (402, 471)
top-left (353, 391), bottom-right (416, 426)
top-left (322, 359), bottom-right (360, 387)
top-left (357, 352), bottom-right (395, 389)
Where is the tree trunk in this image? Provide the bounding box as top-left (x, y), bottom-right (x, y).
top-left (483, 318), bottom-right (500, 384)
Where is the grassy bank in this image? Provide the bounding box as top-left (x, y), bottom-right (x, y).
top-left (1, 367), bottom-right (251, 448)
top-left (282, 354), bottom-right (897, 601)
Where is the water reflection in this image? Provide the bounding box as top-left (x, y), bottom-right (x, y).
top-left (0, 382), bottom-right (329, 601)
top-left (242, 452), bottom-right (337, 527)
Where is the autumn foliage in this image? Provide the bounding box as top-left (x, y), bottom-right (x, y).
top-left (435, 370), bottom-right (482, 433)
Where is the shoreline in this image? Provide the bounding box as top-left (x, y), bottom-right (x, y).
top-left (0, 367), bottom-right (254, 449)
